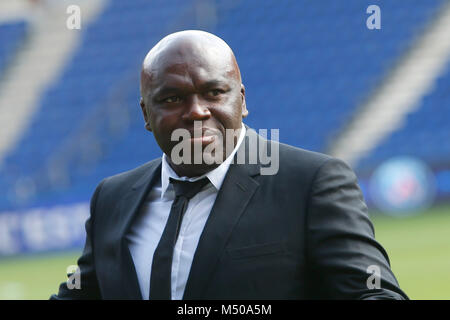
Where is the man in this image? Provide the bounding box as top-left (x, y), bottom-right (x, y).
top-left (52, 30), bottom-right (408, 300)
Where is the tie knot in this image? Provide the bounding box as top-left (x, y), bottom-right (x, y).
top-left (169, 178), bottom-right (210, 199)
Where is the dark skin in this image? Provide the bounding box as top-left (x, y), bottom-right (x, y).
top-left (140, 30), bottom-right (248, 177)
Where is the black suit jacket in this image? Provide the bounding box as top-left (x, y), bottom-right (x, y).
top-left (52, 127), bottom-right (408, 299)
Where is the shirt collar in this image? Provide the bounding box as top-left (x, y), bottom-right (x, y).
top-left (160, 124), bottom-right (246, 199)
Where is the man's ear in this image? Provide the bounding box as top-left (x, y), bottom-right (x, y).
top-left (240, 84), bottom-right (248, 118)
top-left (140, 97), bottom-right (152, 132)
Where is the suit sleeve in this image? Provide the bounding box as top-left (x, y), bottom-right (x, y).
top-left (305, 158), bottom-right (409, 300)
top-left (50, 180), bottom-right (104, 300)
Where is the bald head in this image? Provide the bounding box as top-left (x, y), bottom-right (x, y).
top-left (140, 30), bottom-right (241, 99)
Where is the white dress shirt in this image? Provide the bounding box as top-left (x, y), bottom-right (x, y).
top-left (127, 125), bottom-right (246, 300)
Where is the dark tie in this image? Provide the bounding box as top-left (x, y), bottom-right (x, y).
top-left (149, 177), bottom-right (210, 300)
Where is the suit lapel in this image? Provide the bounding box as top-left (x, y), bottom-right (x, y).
top-left (117, 159), bottom-right (162, 300)
top-left (183, 129), bottom-right (262, 299)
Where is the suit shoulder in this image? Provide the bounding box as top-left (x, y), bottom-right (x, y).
top-left (100, 158), bottom-right (161, 190)
top-left (278, 142), bottom-right (333, 169)
top-left (273, 142), bottom-right (354, 178)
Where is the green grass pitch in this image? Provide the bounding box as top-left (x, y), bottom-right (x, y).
top-left (0, 205), bottom-right (449, 300)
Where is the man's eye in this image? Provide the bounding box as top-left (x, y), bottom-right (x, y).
top-left (207, 89), bottom-right (223, 97)
top-left (163, 96), bottom-right (181, 103)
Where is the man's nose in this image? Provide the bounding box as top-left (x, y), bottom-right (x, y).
top-left (182, 95), bottom-right (211, 121)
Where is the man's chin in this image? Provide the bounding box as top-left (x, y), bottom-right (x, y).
top-left (169, 161), bottom-right (221, 178)
top-left (183, 150), bottom-right (226, 167)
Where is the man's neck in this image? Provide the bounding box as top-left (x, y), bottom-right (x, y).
top-left (167, 160), bottom-right (220, 178)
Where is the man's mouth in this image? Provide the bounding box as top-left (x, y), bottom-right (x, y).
top-left (190, 129), bottom-right (218, 146)
top-left (189, 135), bottom-right (216, 145)
top-left (188, 127), bottom-right (221, 146)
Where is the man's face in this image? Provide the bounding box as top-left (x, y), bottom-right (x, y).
top-left (140, 40), bottom-right (247, 176)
